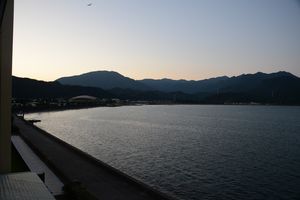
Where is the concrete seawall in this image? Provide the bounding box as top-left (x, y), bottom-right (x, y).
top-left (14, 117), bottom-right (176, 200)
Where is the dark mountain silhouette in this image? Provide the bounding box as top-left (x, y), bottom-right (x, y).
top-left (199, 72), bottom-right (300, 104)
top-left (139, 71), bottom-right (298, 94)
top-left (213, 71), bottom-right (297, 93)
top-left (139, 76), bottom-right (229, 93)
top-left (56, 71), bottom-right (299, 99)
top-left (12, 76), bottom-right (112, 99)
top-left (56, 71), bottom-right (150, 90)
top-left (13, 71), bottom-right (300, 105)
top-left (12, 76), bottom-right (199, 103)
top-left (107, 88), bottom-right (209, 103)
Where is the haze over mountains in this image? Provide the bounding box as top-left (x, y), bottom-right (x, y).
top-left (13, 71), bottom-right (300, 104)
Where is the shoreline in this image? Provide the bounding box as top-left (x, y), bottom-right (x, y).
top-left (19, 103), bottom-right (300, 115)
top-left (14, 116), bottom-right (177, 200)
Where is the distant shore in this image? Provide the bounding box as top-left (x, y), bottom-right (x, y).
top-left (16, 102), bottom-right (300, 116)
top-left (15, 104), bottom-right (116, 114)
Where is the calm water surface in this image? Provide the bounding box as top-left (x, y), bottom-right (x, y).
top-left (26, 105), bottom-right (300, 200)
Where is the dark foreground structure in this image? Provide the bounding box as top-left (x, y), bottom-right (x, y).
top-left (1, 1), bottom-right (55, 199)
top-left (0, 0), bottom-right (13, 174)
top-left (14, 117), bottom-right (175, 200)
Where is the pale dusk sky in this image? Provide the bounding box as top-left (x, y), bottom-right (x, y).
top-left (13, 0), bottom-right (300, 81)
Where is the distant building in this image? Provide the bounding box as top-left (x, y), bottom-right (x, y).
top-left (69, 95), bottom-right (98, 103)
top-left (111, 98), bottom-right (121, 104)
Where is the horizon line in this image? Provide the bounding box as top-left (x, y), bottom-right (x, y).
top-left (12, 70), bottom-right (297, 82)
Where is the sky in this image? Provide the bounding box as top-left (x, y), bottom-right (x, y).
top-left (13, 0), bottom-right (300, 81)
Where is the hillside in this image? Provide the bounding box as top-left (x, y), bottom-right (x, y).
top-left (13, 71), bottom-right (300, 105)
top-left (12, 76), bottom-right (198, 103)
top-left (139, 76), bottom-right (229, 93)
top-left (56, 71), bottom-right (150, 91)
top-left (56, 71), bottom-right (300, 99)
top-left (139, 71), bottom-right (299, 93)
top-left (12, 76), bottom-right (112, 99)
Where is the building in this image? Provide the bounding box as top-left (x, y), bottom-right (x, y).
top-left (69, 95), bottom-right (98, 103)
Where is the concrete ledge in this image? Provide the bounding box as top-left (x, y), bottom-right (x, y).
top-left (0, 172), bottom-right (55, 200)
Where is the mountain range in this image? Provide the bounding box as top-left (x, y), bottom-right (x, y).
top-left (13, 76), bottom-right (112, 99)
top-left (12, 70), bottom-right (300, 104)
top-left (57, 71), bottom-right (150, 91)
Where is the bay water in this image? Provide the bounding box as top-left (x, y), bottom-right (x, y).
top-left (26, 105), bottom-right (300, 200)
